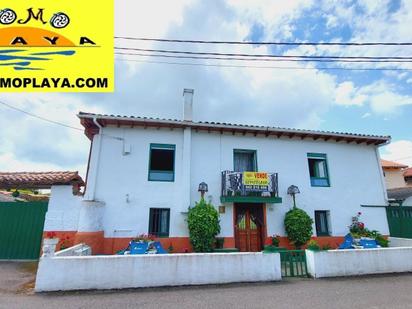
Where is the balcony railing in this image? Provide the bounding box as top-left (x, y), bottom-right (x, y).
top-left (221, 171), bottom-right (281, 203)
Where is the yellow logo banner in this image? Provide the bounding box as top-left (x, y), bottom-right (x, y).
top-left (0, 1), bottom-right (113, 92)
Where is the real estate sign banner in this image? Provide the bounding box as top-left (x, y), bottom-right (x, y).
top-left (242, 172), bottom-right (269, 191)
top-left (0, 1), bottom-right (114, 92)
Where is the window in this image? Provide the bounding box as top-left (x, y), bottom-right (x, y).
top-left (149, 208), bottom-right (170, 237)
top-left (234, 149), bottom-right (257, 172)
top-left (315, 210), bottom-right (330, 236)
top-left (148, 144), bottom-right (175, 181)
top-left (307, 153), bottom-right (330, 187)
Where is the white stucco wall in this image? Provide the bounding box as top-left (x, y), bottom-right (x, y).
top-left (44, 185), bottom-right (82, 231)
top-left (403, 196), bottom-right (412, 206)
top-left (83, 126), bottom-right (389, 239)
top-left (35, 252), bottom-right (281, 291)
top-left (384, 169), bottom-right (407, 189)
top-left (306, 247), bottom-right (412, 278)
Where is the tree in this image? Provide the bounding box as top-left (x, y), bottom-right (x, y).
top-left (187, 199), bottom-right (220, 252)
top-left (284, 207), bottom-right (313, 249)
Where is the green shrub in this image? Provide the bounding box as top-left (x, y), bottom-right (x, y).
top-left (369, 231), bottom-right (389, 247)
top-left (284, 207), bottom-right (313, 249)
top-left (187, 199), bottom-right (221, 252)
top-left (321, 244), bottom-right (331, 250)
top-left (307, 240), bottom-right (320, 251)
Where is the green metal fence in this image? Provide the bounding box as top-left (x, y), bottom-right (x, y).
top-left (279, 250), bottom-right (308, 278)
top-left (0, 202), bottom-right (48, 260)
top-left (386, 206), bottom-right (412, 239)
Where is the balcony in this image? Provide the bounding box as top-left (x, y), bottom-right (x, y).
top-left (221, 171), bottom-right (282, 204)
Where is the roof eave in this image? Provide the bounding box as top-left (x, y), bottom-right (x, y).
top-left (78, 113), bottom-right (390, 146)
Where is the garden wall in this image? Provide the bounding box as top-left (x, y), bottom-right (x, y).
top-left (389, 237), bottom-right (412, 248)
top-left (35, 252), bottom-right (281, 292)
top-left (306, 247), bottom-right (412, 278)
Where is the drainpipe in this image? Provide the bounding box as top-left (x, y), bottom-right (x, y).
top-left (182, 89), bottom-right (193, 212)
top-left (85, 116), bottom-right (102, 201)
top-left (375, 141), bottom-right (391, 204)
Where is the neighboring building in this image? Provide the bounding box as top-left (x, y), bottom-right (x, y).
top-left (45, 89), bottom-right (391, 254)
top-left (0, 191), bottom-right (17, 202)
top-left (0, 171), bottom-right (84, 194)
top-left (0, 171), bottom-right (85, 258)
top-left (387, 187), bottom-right (412, 206)
top-left (404, 168), bottom-right (412, 187)
top-left (381, 159), bottom-right (410, 189)
top-left (380, 160), bottom-right (412, 206)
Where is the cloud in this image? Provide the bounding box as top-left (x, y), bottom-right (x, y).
top-left (381, 140), bottom-right (412, 167)
top-left (335, 81), bottom-right (366, 106)
top-left (334, 80), bottom-right (412, 114)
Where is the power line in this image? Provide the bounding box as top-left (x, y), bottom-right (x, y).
top-left (0, 100), bottom-right (124, 140)
top-left (115, 56), bottom-right (412, 71)
top-left (0, 100), bottom-right (83, 131)
top-left (114, 36), bottom-right (412, 47)
top-left (115, 51), bottom-right (412, 64)
top-left (114, 47), bottom-right (412, 62)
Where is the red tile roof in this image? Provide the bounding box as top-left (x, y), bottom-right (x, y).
top-left (381, 159), bottom-right (408, 169)
top-left (0, 171), bottom-right (85, 189)
top-left (404, 168), bottom-right (412, 177)
top-left (78, 112), bottom-right (391, 146)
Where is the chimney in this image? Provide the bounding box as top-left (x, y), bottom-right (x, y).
top-left (183, 88), bottom-right (194, 121)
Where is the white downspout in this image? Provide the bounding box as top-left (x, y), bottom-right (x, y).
top-left (182, 89), bottom-right (194, 212)
top-left (375, 142), bottom-right (390, 204)
top-left (85, 117), bottom-right (103, 201)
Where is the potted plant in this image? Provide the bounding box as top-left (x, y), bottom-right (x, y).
top-left (59, 235), bottom-right (72, 250)
top-left (134, 234), bottom-right (155, 243)
top-left (271, 234), bottom-right (280, 247)
top-left (307, 240), bottom-right (320, 251)
top-left (264, 235), bottom-right (287, 253)
top-left (215, 237), bottom-right (225, 249)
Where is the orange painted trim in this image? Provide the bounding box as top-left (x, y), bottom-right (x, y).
top-left (104, 236), bottom-right (238, 254)
top-left (45, 231), bottom-right (346, 254)
top-left (74, 231), bottom-right (104, 254)
top-left (265, 236), bottom-right (345, 249)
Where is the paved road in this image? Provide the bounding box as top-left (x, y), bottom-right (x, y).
top-left (2, 262), bottom-right (412, 309)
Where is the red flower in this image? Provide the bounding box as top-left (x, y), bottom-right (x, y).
top-left (46, 231), bottom-right (57, 239)
top-left (358, 222), bottom-right (365, 229)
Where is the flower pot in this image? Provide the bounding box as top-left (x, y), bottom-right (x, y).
top-left (42, 238), bottom-right (59, 257)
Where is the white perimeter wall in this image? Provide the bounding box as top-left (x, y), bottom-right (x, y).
top-left (84, 126), bottom-right (388, 239)
top-left (44, 185), bottom-right (82, 231)
top-left (389, 237), bottom-right (412, 247)
top-left (35, 252), bottom-right (281, 291)
top-left (306, 248), bottom-right (412, 278)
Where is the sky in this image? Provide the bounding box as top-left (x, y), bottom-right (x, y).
top-left (1, 0), bottom-right (412, 177)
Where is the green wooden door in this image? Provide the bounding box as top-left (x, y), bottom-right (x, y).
top-left (386, 206), bottom-right (412, 238)
top-left (0, 202), bottom-right (48, 260)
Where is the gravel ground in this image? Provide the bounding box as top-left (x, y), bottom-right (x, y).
top-left (2, 261), bottom-right (412, 309)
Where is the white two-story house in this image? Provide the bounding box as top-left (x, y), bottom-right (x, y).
top-left (45, 89), bottom-right (391, 254)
